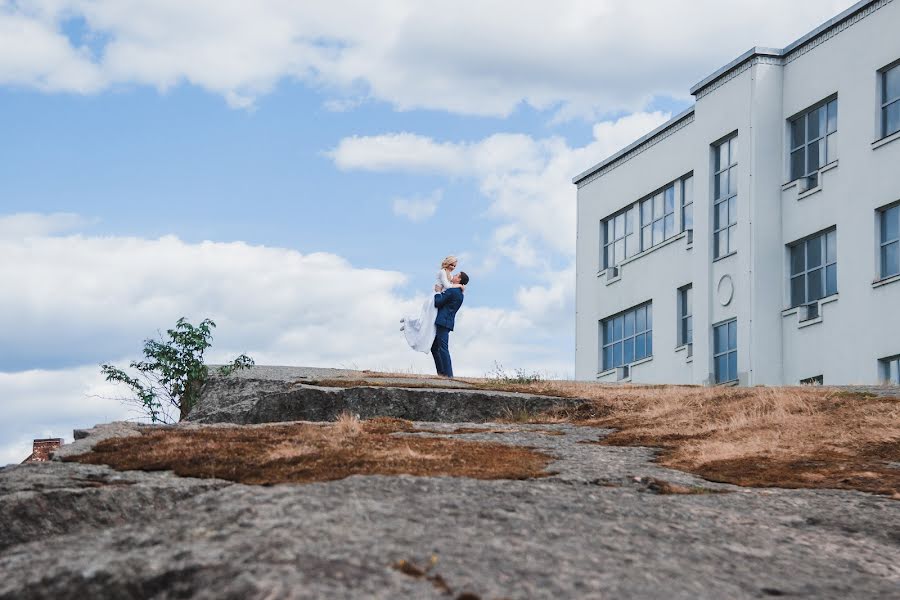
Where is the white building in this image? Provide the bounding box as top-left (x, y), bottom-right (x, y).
top-left (574, 0), bottom-right (900, 386)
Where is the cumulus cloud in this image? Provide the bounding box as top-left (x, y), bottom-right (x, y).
top-left (0, 214), bottom-right (574, 463)
top-left (392, 189), bottom-right (442, 222)
top-left (1, 1), bottom-right (857, 116)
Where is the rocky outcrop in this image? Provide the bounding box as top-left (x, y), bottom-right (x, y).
top-left (188, 366), bottom-right (584, 424)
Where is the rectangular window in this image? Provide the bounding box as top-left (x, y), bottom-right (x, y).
top-left (681, 175), bottom-right (693, 233)
top-left (602, 205), bottom-right (638, 268)
top-left (883, 64), bottom-right (900, 139)
top-left (601, 302), bottom-right (652, 371)
top-left (679, 285), bottom-right (693, 346)
top-left (879, 355), bottom-right (900, 385)
top-left (800, 375), bottom-right (824, 385)
top-left (713, 319), bottom-right (737, 384)
top-left (789, 229), bottom-right (837, 308)
top-left (789, 98), bottom-right (837, 182)
top-left (880, 203), bottom-right (900, 279)
top-left (640, 184), bottom-right (676, 251)
top-left (713, 135), bottom-right (738, 258)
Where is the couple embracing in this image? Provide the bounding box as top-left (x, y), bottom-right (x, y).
top-left (400, 256), bottom-right (469, 377)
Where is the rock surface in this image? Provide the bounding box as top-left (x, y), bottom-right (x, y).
top-left (2, 417), bottom-right (899, 599)
top-left (188, 365), bottom-right (584, 424)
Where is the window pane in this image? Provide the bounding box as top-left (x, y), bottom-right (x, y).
top-left (826, 133), bottom-right (837, 164)
top-left (635, 306), bottom-right (646, 332)
top-left (715, 201), bottom-right (727, 229)
top-left (882, 241), bottom-right (900, 278)
top-left (728, 166), bottom-right (737, 195)
top-left (612, 342), bottom-right (623, 368)
top-left (603, 346), bottom-right (613, 370)
top-left (883, 101), bottom-right (900, 138)
top-left (791, 275), bottom-right (806, 307)
top-left (728, 196), bottom-right (737, 225)
top-left (826, 230), bottom-right (836, 263)
top-left (641, 199), bottom-right (653, 224)
top-left (715, 172), bottom-right (726, 199)
top-left (685, 316), bottom-right (693, 344)
top-left (729, 137), bottom-right (738, 165)
top-left (682, 176), bottom-right (693, 206)
top-left (715, 324), bottom-right (727, 353)
top-left (715, 355), bottom-right (727, 383)
top-left (683, 203), bottom-right (693, 231)
top-left (716, 142), bottom-right (728, 171)
top-left (715, 231), bottom-right (726, 257)
top-left (646, 305), bottom-right (652, 329)
top-left (642, 226), bottom-right (652, 251)
top-left (603, 322), bottom-right (613, 344)
top-left (653, 193), bottom-right (664, 217)
top-left (883, 206), bottom-right (899, 242)
top-left (613, 316), bottom-right (623, 340)
top-left (646, 333), bottom-right (652, 356)
top-left (791, 117), bottom-right (805, 149)
top-left (807, 106), bottom-right (823, 139)
top-left (790, 244), bottom-right (805, 275)
top-left (807, 268), bottom-right (824, 302)
top-left (626, 233), bottom-right (638, 257)
top-left (807, 138), bottom-right (820, 173)
top-left (634, 333), bottom-right (646, 359)
top-left (825, 264), bottom-right (837, 296)
top-left (728, 352), bottom-right (738, 382)
top-left (664, 214), bottom-right (675, 239)
top-left (728, 225), bottom-right (737, 253)
top-left (615, 213), bottom-right (625, 236)
top-left (790, 149), bottom-right (805, 180)
top-left (728, 320), bottom-right (737, 350)
top-left (827, 100), bottom-right (837, 133)
top-left (623, 338), bottom-right (634, 364)
top-left (653, 219), bottom-right (664, 245)
top-left (607, 219), bottom-right (615, 241)
top-left (806, 237), bottom-right (822, 268)
top-left (624, 310), bottom-right (635, 337)
top-left (886, 66), bottom-right (900, 103)
top-left (625, 207), bottom-right (636, 234)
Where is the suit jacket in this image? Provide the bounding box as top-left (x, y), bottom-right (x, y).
top-left (434, 288), bottom-right (464, 331)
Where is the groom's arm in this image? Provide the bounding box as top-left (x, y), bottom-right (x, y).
top-left (434, 290), bottom-right (449, 308)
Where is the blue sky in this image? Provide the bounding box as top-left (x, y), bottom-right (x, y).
top-left (0, 0), bottom-right (855, 464)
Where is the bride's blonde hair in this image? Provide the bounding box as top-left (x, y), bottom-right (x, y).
top-left (441, 255), bottom-right (458, 270)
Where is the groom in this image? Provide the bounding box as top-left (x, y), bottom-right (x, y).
top-left (431, 271), bottom-right (469, 377)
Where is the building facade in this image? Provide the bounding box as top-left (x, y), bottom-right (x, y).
top-left (574, 0), bottom-right (900, 385)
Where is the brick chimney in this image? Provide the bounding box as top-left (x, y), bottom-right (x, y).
top-left (22, 438), bottom-right (63, 463)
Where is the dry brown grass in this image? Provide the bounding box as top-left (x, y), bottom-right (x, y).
top-left (64, 417), bottom-right (553, 485)
top-left (460, 380), bottom-right (900, 498)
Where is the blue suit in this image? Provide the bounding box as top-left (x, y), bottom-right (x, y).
top-left (432, 288), bottom-right (464, 377)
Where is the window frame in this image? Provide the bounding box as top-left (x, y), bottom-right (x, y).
top-left (881, 63), bottom-right (900, 139)
top-left (678, 284), bottom-right (693, 346)
top-left (713, 319), bottom-right (738, 384)
top-left (602, 204), bottom-right (638, 269)
top-left (879, 202), bottom-right (900, 279)
top-left (789, 97), bottom-right (838, 183)
top-left (600, 302), bottom-right (652, 371)
top-left (713, 135), bottom-right (738, 259)
top-left (788, 228), bottom-right (838, 308)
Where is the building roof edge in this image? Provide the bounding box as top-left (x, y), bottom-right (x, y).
top-left (572, 106), bottom-right (695, 185)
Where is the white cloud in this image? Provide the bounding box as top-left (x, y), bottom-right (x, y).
top-left (0, 214), bottom-right (574, 462)
top-left (392, 189), bottom-right (442, 222)
top-left (1, 1), bottom-right (857, 116)
top-left (0, 212), bottom-right (91, 239)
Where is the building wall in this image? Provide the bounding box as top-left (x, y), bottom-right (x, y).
top-left (575, 0), bottom-right (900, 385)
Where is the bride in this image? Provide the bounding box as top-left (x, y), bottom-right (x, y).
top-left (401, 255), bottom-right (464, 352)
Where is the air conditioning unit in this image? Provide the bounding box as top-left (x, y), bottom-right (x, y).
top-left (606, 266), bottom-right (620, 281)
top-left (616, 365), bottom-right (630, 381)
top-left (799, 302), bottom-right (819, 321)
top-left (798, 173), bottom-right (818, 193)
top-left (686, 343), bottom-right (693, 358)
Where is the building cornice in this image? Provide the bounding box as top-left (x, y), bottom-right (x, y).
top-left (690, 0), bottom-right (893, 98)
top-left (572, 107), bottom-right (695, 187)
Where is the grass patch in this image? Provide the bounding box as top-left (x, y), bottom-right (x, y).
top-left (64, 416), bottom-right (553, 485)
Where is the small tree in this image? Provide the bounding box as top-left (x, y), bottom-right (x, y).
top-left (101, 318), bottom-right (254, 423)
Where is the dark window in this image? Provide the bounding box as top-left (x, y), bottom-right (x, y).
top-left (883, 64), bottom-right (900, 139)
top-left (601, 303), bottom-right (652, 370)
top-left (789, 98), bottom-right (837, 182)
top-left (713, 135), bottom-right (738, 258)
top-left (880, 204), bottom-right (900, 279)
top-left (789, 229), bottom-right (837, 308)
top-left (800, 375), bottom-right (824, 385)
top-left (713, 319), bottom-right (737, 384)
top-left (681, 176), bottom-right (693, 233)
top-left (679, 285), bottom-right (693, 346)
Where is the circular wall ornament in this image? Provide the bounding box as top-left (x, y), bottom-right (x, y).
top-left (717, 274), bottom-right (734, 306)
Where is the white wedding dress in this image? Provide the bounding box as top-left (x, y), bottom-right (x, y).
top-left (401, 270), bottom-right (453, 353)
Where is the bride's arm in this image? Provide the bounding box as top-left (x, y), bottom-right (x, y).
top-left (439, 269), bottom-right (461, 288)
